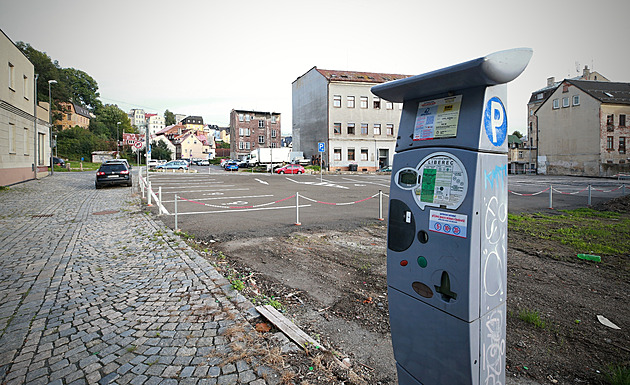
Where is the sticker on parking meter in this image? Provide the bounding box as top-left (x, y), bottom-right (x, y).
top-left (429, 210), bottom-right (468, 238)
top-left (413, 152), bottom-right (468, 210)
top-left (484, 97), bottom-right (507, 146)
top-left (413, 95), bottom-right (462, 141)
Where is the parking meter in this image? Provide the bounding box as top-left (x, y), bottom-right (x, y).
top-left (371, 48), bottom-right (532, 385)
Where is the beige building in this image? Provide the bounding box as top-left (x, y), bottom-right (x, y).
top-left (536, 79), bottom-right (630, 176)
top-left (527, 66), bottom-right (609, 173)
top-left (292, 67), bottom-right (408, 171)
top-left (0, 29), bottom-right (51, 186)
top-left (56, 101), bottom-right (91, 130)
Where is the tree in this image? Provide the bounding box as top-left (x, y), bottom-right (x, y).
top-left (60, 68), bottom-right (102, 112)
top-left (15, 41), bottom-right (69, 103)
top-left (512, 130), bottom-right (523, 138)
top-left (89, 104), bottom-right (134, 141)
top-left (56, 126), bottom-right (110, 160)
top-left (164, 109), bottom-right (176, 126)
top-left (151, 140), bottom-right (172, 160)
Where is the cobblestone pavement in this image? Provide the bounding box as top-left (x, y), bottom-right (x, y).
top-left (0, 172), bottom-right (280, 385)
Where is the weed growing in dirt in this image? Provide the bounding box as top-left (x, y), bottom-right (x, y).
top-left (605, 364), bottom-right (630, 385)
top-left (508, 209), bottom-right (630, 256)
top-left (231, 278), bottom-right (245, 291)
top-left (518, 309), bottom-right (546, 329)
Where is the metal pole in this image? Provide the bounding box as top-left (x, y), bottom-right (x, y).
top-left (588, 185), bottom-right (592, 206)
top-left (158, 187), bottom-right (162, 215)
top-left (48, 80), bottom-right (56, 175)
top-left (141, 174), bottom-right (145, 199)
top-left (378, 189), bottom-right (384, 221)
top-left (623, 184), bottom-right (626, 196)
top-left (549, 184), bottom-right (553, 209)
top-left (295, 192), bottom-right (301, 225)
top-left (174, 194), bottom-right (178, 231)
top-left (320, 156), bottom-right (322, 183)
top-left (33, 74), bottom-right (38, 180)
top-left (148, 181), bottom-right (152, 206)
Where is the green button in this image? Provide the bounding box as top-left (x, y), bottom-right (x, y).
top-left (417, 256), bottom-right (427, 268)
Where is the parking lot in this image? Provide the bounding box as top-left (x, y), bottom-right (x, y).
top-left (141, 166), bottom-right (628, 240)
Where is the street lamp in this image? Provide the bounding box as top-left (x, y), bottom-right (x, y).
top-left (116, 121), bottom-right (121, 158)
top-left (48, 80), bottom-right (57, 175)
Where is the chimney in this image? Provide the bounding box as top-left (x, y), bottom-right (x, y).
top-left (582, 65), bottom-right (590, 79)
top-left (547, 77), bottom-right (555, 87)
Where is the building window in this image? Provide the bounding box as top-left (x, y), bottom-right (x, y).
top-left (347, 123), bottom-right (355, 135)
top-left (607, 136), bottom-right (614, 151)
top-left (272, 115), bottom-right (277, 123)
top-left (607, 115), bottom-right (614, 131)
top-left (8, 123), bottom-right (15, 154)
top-left (8, 62), bottom-right (15, 90)
top-left (238, 141), bottom-right (244, 150)
top-left (271, 129), bottom-right (277, 138)
top-left (386, 124), bottom-right (394, 135)
top-left (620, 137), bottom-right (626, 154)
top-left (386, 101), bottom-right (393, 110)
top-left (245, 114), bottom-right (250, 122)
top-left (333, 95), bottom-right (341, 108)
top-left (347, 96), bottom-right (355, 108)
top-left (334, 148), bottom-right (341, 161)
top-left (258, 120), bottom-right (264, 128)
top-left (361, 148), bottom-right (368, 161)
top-left (239, 114), bottom-right (244, 122)
top-left (245, 142), bottom-right (251, 150)
top-left (572, 95), bottom-right (580, 106)
top-left (373, 97), bottom-right (381, 109)
top-left (374, 124), bottom-right (381, 135)
top-left (361, 123), bottom-right (368, 135)
top-left (271, 142), bottom-right (278, 148)
top-left (258, 135), bottom-right (265, 144)
top-left (536, 93), bottom-right (543, 100)
top-left (333, 123), bottom-right (341, 134)
top-left (348, 148), bottom-right (355, 161)
top-left (562, 97), bottom-right (569, 108)
top-left (620, 114), bottom-right (626, 127)
top-left (23, 75), bottom-right (28, 100)
top-left (360, 96), bottom-right (368, 109)
top-left (552, 99), bottom-right (559, 109)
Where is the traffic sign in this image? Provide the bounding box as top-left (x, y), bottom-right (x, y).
top-left (318, 142), bottom-right (325, 152)
top-left (133, 141), bottom-right (143, 149)
top-left (484, 97), bottom-right (507, 147)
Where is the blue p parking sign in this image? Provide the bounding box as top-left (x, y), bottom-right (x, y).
top-left (484, 97), bottom-right (507, 147)
top-left (318, 142), bottom-right (325, 152)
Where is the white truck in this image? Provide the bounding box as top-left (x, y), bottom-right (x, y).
top-left (246, 148), bottom-right (292, 167)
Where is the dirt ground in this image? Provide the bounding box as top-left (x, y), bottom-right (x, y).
top-left (186, 195), bottom-right (630, 385)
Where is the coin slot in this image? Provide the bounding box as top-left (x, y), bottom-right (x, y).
top-left (417, 230), bottom-right (429, 244)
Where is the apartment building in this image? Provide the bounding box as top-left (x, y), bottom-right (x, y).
top-left (536, 79), bottom-right (630, 176)
top-left (147, 114), bottom-right (165, 136)
top-left (0, 29), bottom-right (51, 185)
top-left (292, 67), bottom-right (409, 171)
top-left (229, 109), bottom-right (281, 159)
top-left (56, 101), bottom-right (91, 130)
top-left (128, 108), bottom-right (147, 131)
top-left (181, 116), bottom-right (204, 133)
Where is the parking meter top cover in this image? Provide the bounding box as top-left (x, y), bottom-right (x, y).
top-left (370, 48), bottom-right (533, 103)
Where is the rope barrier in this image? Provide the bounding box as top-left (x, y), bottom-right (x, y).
top-left (299, 192), bottom-right (379, 206)
top-left (509, 185), bottom-right (624, 196)
top-left (178, 195), bottom-right (296, 210)
top-left (508, 187), bottom-right (550, 196)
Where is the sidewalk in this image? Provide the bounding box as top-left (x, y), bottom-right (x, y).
top-left (0, 172), bottom-right (279, 384)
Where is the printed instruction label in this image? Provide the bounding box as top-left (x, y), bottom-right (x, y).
top-left (429, 210), bottom-right (468, 238)
top-left (413, 95), bottom-right (462, 141)
top-left (414, 154), bottom-right (467, 209)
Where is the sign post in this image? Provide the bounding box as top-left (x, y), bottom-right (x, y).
top-left (372, 48), bottom-right (532, 385)
top-left (318, 142), bottom-right (325, 183)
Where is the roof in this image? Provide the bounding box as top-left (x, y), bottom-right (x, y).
top-left (567, 80), bottom-right (630, 105)
top-left (316, 68), bottom-right (410, 84)
top-left (69, 102), bottom-right (91, 118)
top-left (508, 135), bottom-right (522, 144)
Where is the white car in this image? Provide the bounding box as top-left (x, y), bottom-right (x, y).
top-left (147, 159), bottom-right (159, 168)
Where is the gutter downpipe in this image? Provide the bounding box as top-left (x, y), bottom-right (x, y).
top-left (33, 74), bottom-right (38, 180)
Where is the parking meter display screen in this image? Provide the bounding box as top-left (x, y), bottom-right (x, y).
top-left (413, 152), bottom-right (467, 210)
top-left (397, 169), bottom-right (419, 189)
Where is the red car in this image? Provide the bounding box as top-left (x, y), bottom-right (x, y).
top-left (275, 164), bottom-right (305, 174)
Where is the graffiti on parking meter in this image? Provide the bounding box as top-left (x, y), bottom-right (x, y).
top-left (412, 152), bottom-right (468, 210)
top-left (413, 95), bottom-right (462, 141)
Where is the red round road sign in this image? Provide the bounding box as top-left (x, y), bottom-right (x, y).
top-left (134, 141), bottom-right (143, 149)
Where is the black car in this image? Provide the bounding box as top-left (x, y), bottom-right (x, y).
top-left (95, 162), bottom-right (132, 189)
top-left (53, 157), bottom-right (65, 167)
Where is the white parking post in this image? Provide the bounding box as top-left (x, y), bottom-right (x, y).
top-left (141, 175), bottom-right (145, 199)
top-left (295, 192), bottom-right (301, 226)
top-left (148, 181), bottom-right (152, 206)
top-left (174, 194), bottom-right (178, 231)
top-left (378, 190), bottom-right (384, 221)
top-left (548, 184), bottom-right (553, 209)
top-left (158, 187), bottom-right (163, 215)
top-left (588, 185), bottom-right (592, 206)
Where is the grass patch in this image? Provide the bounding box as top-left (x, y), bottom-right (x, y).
top-left (518, 309), bottom-right (546, 329)
top-left (508, 208), bottom-right (630, 256)
top-left (605, 364), bottom-right (630, 385)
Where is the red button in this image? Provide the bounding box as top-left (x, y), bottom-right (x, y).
top-left (400, 260), bottom-right (408, 266)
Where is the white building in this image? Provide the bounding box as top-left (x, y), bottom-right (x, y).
top-left (147, 114), bottom-right (165, 136)
top-left (128, 108), bottom-right (147, 131)
top-left (0, 29), bottom-right (51, 186)
top-left (292, 67), bottom-right (408, 171)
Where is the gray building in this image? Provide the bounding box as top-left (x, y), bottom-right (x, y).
top-left (292, 67), bottom-right (409, 171)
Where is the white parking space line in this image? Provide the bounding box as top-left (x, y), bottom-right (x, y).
top-left (156, 184), bottom-right (235, 190)
top-left (340, 177), bottom-right (390, 188)
top-left (163, 188), bottom-right (248, 194)
top-left (284, 177), bottom-right (349, 189)
top-left (255, 178), bottom-right (269, 185)
top-left (170, 204), bottom-right (311, 215)
top-left (161, 194), bottom-right (273, 203)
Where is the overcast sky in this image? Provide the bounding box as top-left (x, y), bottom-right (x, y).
top-left (2, 0), bottom-right (629, 135)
